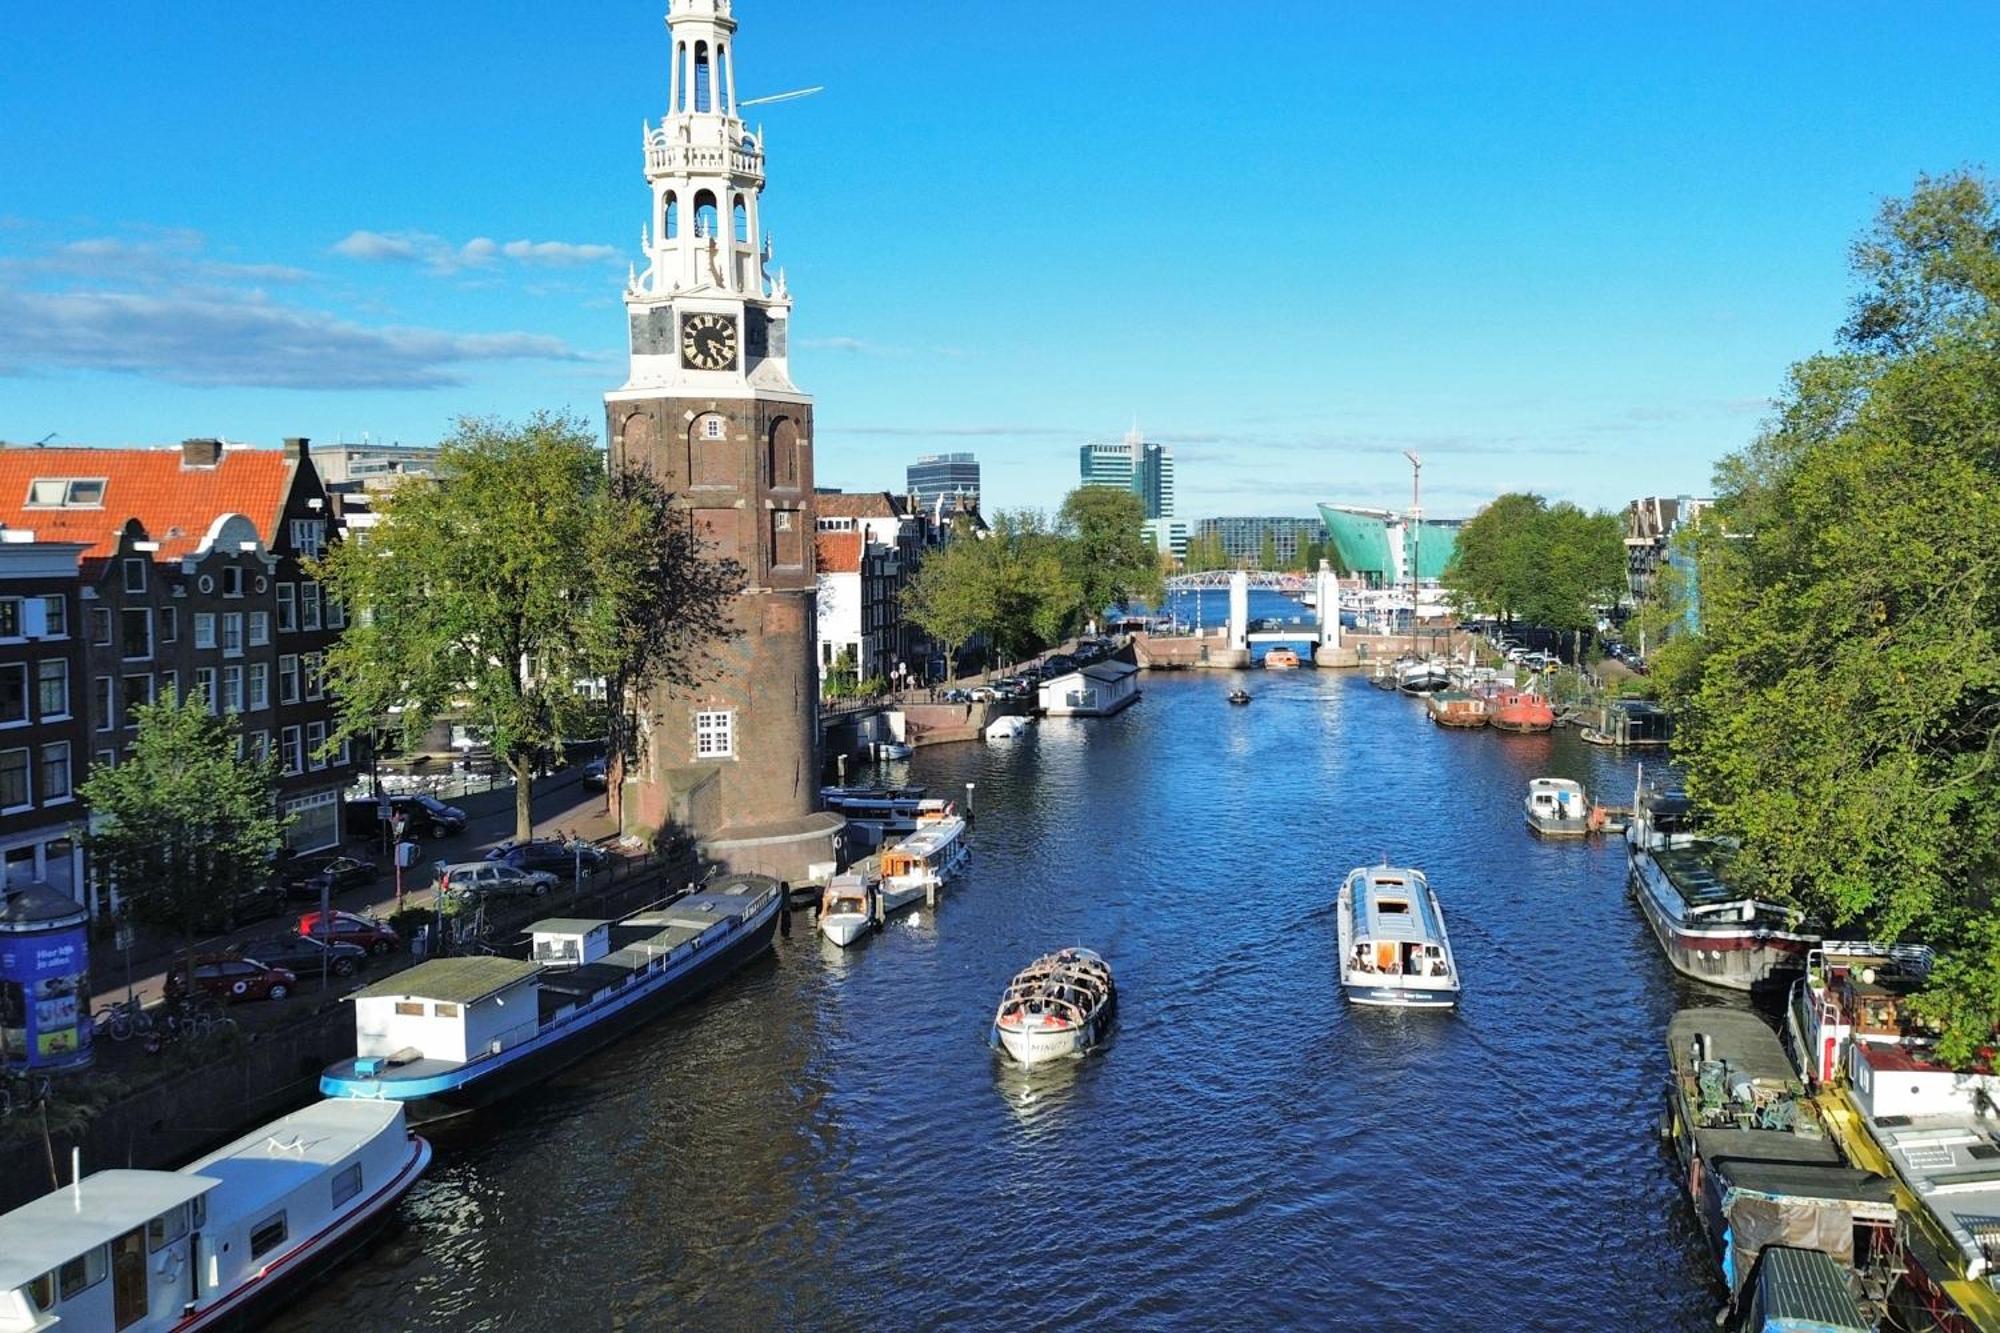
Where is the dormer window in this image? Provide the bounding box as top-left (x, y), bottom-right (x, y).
top-left (27, 478), bottom-right (106, 509)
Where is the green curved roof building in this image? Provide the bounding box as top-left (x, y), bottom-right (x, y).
top-left (1316, 504), bottom-right (1461, 585)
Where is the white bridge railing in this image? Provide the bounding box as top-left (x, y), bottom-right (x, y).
top-left (1164, 569), bottom-right (1312, 594)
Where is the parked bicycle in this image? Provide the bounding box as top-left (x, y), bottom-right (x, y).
top-left (142, 998), bottom-right (239, 1054)
top-left (92, 995), bottom-right (153, 1043)
top-left (0, 1069), bottom-right (54, 1119)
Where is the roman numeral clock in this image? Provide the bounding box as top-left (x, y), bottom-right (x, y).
top-left (680, 312), bottom-right (738, 371)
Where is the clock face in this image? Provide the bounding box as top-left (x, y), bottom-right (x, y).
top-left (680, 312), bottom-right (739, 371)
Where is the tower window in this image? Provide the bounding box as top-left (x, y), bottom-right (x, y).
top-left (663, 193), bottom-right (679, 240)
top-left (733, 197), bottom-right (748, 244)
top-left (693, 191), bottom-right (719, 239)
top-left (694, 42), bottom-right (712, 113)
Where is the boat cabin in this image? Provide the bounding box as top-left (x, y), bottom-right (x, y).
top-left (880, 818), bottom-right (965, 882)
top-left (0, 1171), bottom-right (215, 1333)
top-left (1039, 661), bottom-right (1140, 716)
top-left (351, 957), bottom-right (543, 1070)
top-left (1731, 1245), bottom-right (1872, 1333)
top-left (1347, 872), bottom-right (1450, 979)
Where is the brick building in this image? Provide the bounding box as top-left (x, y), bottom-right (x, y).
top-left (0, 534), bottom-right (90, 906)
top-left (0, 438), bottom-right (357, 916)
top-left (813, 491), bottom-right (926, 685)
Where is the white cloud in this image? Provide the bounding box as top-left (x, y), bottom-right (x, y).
top-left (331, 229), bottom-right (421, 263)
top-left (331, 230), bottom-right (620, 274)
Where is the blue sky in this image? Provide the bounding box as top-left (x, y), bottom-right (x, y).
top-left (3, 2), bottom-right (1995, 518)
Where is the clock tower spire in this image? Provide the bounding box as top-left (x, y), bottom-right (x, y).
top-left (606, 0), bottom-right (840, 884)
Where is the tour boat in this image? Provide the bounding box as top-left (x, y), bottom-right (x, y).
top-left (0, 1099), bottom-right (428, 1332)
top-left (817, 865), bottom-right (879, 947)
top-left (1525, 777), bottom-right (1595, 837)
top-left (877, 815), bottom-right (968, 911)
top-left (1626, 773), bottom-right (1813, 992)
top-left (991, 948), bottom-right (1115, 1065)
top-left (1489, 689), bottom-right (1556, 733)
top-left (1337, 864), bottom-right (1461, 1008)
top-left (1661, 1009), bottom-right (1896, 1304)
top-left (819, 786), bottom-right (955, 842)
top-left (1227, 688), bottom-right (1251, 705)
top-left (1263, 647), bottom-right (1301, 670)
top-left (320, 876), bottom-right (783, 1120)
top-left (1425, 690), bottom-right (1490, 728)
top-left (1395, 658), bottom-right (1450, 695)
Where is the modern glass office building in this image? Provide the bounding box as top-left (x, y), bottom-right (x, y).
top-left (1079, 431), bottom-right (1173, 521)
top-left (1194, 517), bottom-right (1325, 567)
top-left (906, 452), bottom-right (980, 512)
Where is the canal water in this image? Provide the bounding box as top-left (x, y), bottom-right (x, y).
top-left (294, 671), bottom-right (1721, 1331)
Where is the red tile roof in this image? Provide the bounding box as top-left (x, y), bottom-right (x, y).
top-left (815, 531), bottom-right (861, 574)
top-left (814, 491), bottom-right (901, 520)
top-left (0, 446), bottom-right (296, 564)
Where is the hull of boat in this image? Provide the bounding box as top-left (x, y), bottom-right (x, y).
top-left (1341, 980), bottom-right (1459, 1009)
top-left (323, 893), bottom-right (781, 1121)
top-left (1628, 853), bottom-right (1812, 992)
top-left (879, 881), bottom-right (927, 913)
top-left (1398, 678), bottom-right (1448, 695)
top-left (819, 912), bottom-right (871, 946)
top-left (1429, 712), bottom-right (1488, 728)
top-left (182, 1134), bottom-right (431, 1331)
top-left (1581, 729), bottom-right (1670, 748)
top-left (1490, 717), bottom-right (1554, 733)
top-left (1527, 813), bottom-right (1592, 838)
top-left (995, 1010), bottom-right (1109, 1064)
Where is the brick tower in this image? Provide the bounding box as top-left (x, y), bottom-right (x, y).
top-left (605, 0), bottom-right (841, 883)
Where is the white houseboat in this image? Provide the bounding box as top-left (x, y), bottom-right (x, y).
top-left (877, 816), bottom-right (968, 910)
top-left (1337, 864), bottom-right (1461, 1008)
top-left (991, 948), bottom-right (1115, 1065)
top-left (1038, 661), bottom-right (1140, 717)
top-left (0, 1099), bottom-right (427, 1332)
top-left (817, 863), bottom-right (879, 947)
top-left (1627, 775), bottom-right (1814, 992)
top-left (1524, 777), bottom-right (1592, 837)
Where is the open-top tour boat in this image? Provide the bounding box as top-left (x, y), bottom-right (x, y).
top-left (991, 948), bottom-right (1116, 1065)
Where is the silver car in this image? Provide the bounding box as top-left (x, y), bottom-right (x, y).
top-left (437, 861), bottom-right (556, 903)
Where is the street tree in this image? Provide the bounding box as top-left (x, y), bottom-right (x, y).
top-left (1057, 487), bottom-right (1162, 626)
top-left (903, 520), bottom-right (992, 682)
top-left (79, 695), bottom-right (287, 972)
top-left (1258, 529), bottom-right (1279, 572)
top-left (1441, 492), bottom-right (1547, 622)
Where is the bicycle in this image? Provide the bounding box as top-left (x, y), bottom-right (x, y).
top-left (93, 995), bottom-right (153, 1043)
top-left (0, 1070), bottom-right (53, 1119)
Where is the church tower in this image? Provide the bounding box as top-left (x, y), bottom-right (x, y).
top-left (606, 0), bottom-right (841, 882)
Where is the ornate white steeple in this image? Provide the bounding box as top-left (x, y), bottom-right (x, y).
top-left (618, 0), bottom-right (794, 395)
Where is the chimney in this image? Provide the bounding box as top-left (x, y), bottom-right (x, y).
top-left (282, 437), bottom-right (310, 461)
top-left (180, 438), bottom-right (222, 468)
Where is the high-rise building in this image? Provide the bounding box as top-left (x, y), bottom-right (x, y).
top-left (603, 0), bottom-right (841, 880)
top-left (906, 452), bottom-right (979, 513)
top-left (1079, 429), bottom-right (1173, 520)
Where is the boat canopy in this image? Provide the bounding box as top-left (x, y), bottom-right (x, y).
top-left (1353, 867), bottom-right (1440, 940)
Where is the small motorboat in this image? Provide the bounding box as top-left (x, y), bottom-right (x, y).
top-left (1263, 647), bottom-right (1302, 670)
top-left (1227, 688), bottom-right (1251, 705)
top-left (873, 739), bottom-right (914, 760)
top-left (817, 867), bottom-right (878, 946)
top-left (1337, 863), bottom-right (1460, 1009)
top-left (992, 947), bottom-right (1115, 1064)
top-left (985, 714), bottom-right (1029, 742)
top-left (1525, 777), bottom-right (1593, 836)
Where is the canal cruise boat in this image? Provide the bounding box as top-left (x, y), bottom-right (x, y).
top-left (0, 1099), bottom-right (428, 1332)
top-left (1784, 943), bottom-right (2000, 1332)
top-left (991, 948), bottom-right (1116, 1065)
top-left (876, 815), bottom-right (968, 909)
top-left (320, 877), bottom-right (783, 1121)
top-left (1336, 863), bottom-right (1460, 1009)
top-left (1661, 1009), bottom-right (1897, 1309)
top-left (1626, 773), bottom-right (1814, 992)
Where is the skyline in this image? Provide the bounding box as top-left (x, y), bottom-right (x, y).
top-left (3, 2), bottom-right (1997, 518)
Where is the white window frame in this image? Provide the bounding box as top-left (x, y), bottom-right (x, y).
top-left (307, 720), bottom-right (327, 770)
top-left (39, 594), bottom-right (66, 639)
top-left (302, 583), bottom-right (322, 631)
top-left (222, 664), bottom-right (244, 714)
top-left (0, 597), bottom-right (23, 640)
top-left (94, 676), bottom-right (114, 732)
top-left (222, 612), bottom-right (244, 657)
top-left (120, 607), bottom-right (152, 662)
top-left (694, 709), bottom-right (734, 759)
top-left (40, 741), bottom-right (71, 804)
top-left (194, 667), bottom-right (218, 714)
top-left (0, 746), bottom-right (31, 812)
top-left (248, 611), bottom-right (270, 646)
top-left (160, 606), bottom-right (177, 644)
top-left (122, 558), bottom-right (146, 593)
top-left (248, 662), bottom-right (269, 711)
top-left (36, 659), bottom-right (67, 721)
top-left (277, 583), bottom-right (297, 632)
top-left (281, 725), bottom-right (303, 776)
top-left (193, 612), bottom-right (217, 650)
top-left (305, 652), bottom-right (324, 701)
top-left (279, 654), bottom-right (300, 705)
top-left (290, 519), bottom-right (326, 558)
top-left (222, 565), bottom-right (245, 598)
top-left (0, 663), bottom-right (27, 729)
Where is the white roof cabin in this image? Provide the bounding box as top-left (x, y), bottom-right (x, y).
top-left (1039, 660), bottom-right (1140, 717)
top-left (351, 956), bottom-right (542, 1068)
top-left (530, 917), bottom-right (613, 966)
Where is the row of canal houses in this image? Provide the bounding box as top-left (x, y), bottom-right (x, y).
top-left (0, 437), bottom-right (357, 923)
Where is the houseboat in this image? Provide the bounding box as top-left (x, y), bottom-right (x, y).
top-left (1395, 658), bottom-right (1450, 694)
top-left (1039, 661), bottom-right (1141, 716)
top-left (1262, 647), bottom-right (1301, 670)
top-left (991, 948), bottom-right (1115, 1065)
top-left (1728, 1246), bottom-right (1874, 1333)
top-left (0, 1099), bottom-right (428, 1332)
top-left (1425, 690), bottom-right (1490, 728)
top-left (1582, 699), bottom-right (1673, 748)
top-left (1336, 864), bottom-right (1460, 1009)
top-left (1489, 689), bottom-right (1557, 733)
top-left (820, 786), bottom-right (955, 847)
top-left (1662, 1008), bottom-right (1897, 1302)
top-left (1785, 940), bottom-right (1936, 1089)
top-left (877, 815), bottom-right (968, 909)
top-left (817, 863), bottom-right (880, 947)
top-left (1525, 778), bottom-right (1595, 837)
top-left (320, 876), bottom-right (783, 1120)
top-left (1627, 776), bottom-right (1814, 992)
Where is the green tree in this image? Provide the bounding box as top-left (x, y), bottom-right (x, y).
top-left (1056, 487), bottom-right (1163, 626)
top-left (1258, 529), bottom-right (1279, 571)
top-left (904, 522), bottom-right (993, 682)
top-left (1658, 171), bottom-right (2000, 1060)
top-left (989, 509), bottom-right (1084, 662)
top-left (316, 412), bottom-right (736, 842)
top-left (1442, 492), bottom-right (1546, 622)
top-left (80, 695), bottom-right (287, 970)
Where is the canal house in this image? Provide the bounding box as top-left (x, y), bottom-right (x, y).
top-left (1039, 661), bottom-right (1140, 717)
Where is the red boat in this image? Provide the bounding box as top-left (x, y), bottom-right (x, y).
top-left (1489, 689), bottom-right (1555, 733)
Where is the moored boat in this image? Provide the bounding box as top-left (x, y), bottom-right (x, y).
top-left (820, 786), bottom-right (955, 845)
top-left (1661, 1009), bottom-right (1897, 1308)
top-left (1395, 657), bottom-right (1451, 694)
top-left (0, 1098), bottom-right (429, 1332)
top-left (817, 865), bottom-right (879, 946)
top-left (1425, 689), bottom-right (1490, 728)
top-left (1627, 774), bottom-right (1814, 992)
top-left (319, 875), bottom-right (783, 1120)
top-left (1525, 777), bottom-right (1594, 837)
top-left (991, 948), bottom-right (1115, 1064)
top-left (878, 815), bottom-right (968, 911)
top-left (1582, 699), bottom-right (1673, 748)
top-left (1336, 863), bottom-right (1460, 1008)
top-left (1489, 689), bottom-right (1556, 733)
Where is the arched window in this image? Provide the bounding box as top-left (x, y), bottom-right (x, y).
top-left (663, 192), bottom-right (679, 240)
top-left (768, 416), bottom-right (800, 488)
top-left (716, 44), bottom-right (729, 112)
top-left (674, 42), bottom-right (687, 111)
top-left (693, 190), bottom-right (719, 239)
top-left (694, 42), bottom-right (712, 113)
top-left (732, 196), bottom-right (748, 244)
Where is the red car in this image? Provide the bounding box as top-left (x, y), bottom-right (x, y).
top-left (296, 910), bottom-right (402, 957)
top-left (166, 957), bottom-right (298, 1003)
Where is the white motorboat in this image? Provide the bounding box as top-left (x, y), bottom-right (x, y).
top-left (878, 815), bottom-right (968, 910)
top-left (1337, 863), bottom-right (1461, 1008)
top-left (1524, 777), bottom-right (1592, 837)
top-left (1395, 658), bottom-right (1450, 694)
top-left (985, 714), bottom-right (1029, 742)
top-left (873, 740), bottom-right (913, 760)
top-left (992, 948), bottom-right (1115, 1064)
top-left (817, 866), bottom-right (878, 947)
top-left (0, 1099), bottom-right (428, 1332)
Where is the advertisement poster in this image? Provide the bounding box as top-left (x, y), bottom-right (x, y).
top-left (0, 924), bottom-right (92, 1069)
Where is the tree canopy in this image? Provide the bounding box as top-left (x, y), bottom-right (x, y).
top-left (1441, 493), bottom-right (1625, 631)
top-left (1655, 170), bottom-right (2000, 1063)
top-left (1056, 486), bottom-right (1163, 621)
top-left (80, 694), bottom-right (286, 944)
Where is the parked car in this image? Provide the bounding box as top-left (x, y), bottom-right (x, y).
top-left (484, 839), bottom-right (609, 882)
top-left (346, 793), bottom-right (469, 839)
top-left (437, 861), bottom-right (556, 903)
top-left (193, 885), bottom-right (288, 934)
top-left (165, 957), bottom-right (298, 1003)
top-left (297, 910), bottom-right (402, 956)
top-left (278, 854), bottom-right (381, 901)
top-left (1042, 654), bottom-right (1078, 675)
top-left (580, 756), bottom-right (609, 790)
top-left (226, 933), bottom-right (370, 979)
